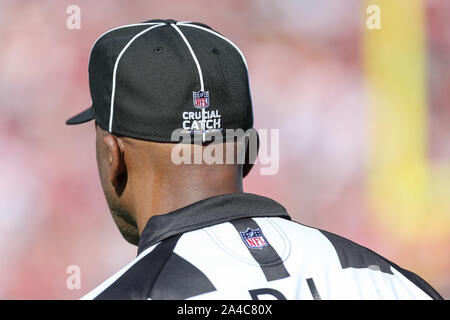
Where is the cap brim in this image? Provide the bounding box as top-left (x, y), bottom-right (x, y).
top-left (65, 107), bottom-right (95, 125)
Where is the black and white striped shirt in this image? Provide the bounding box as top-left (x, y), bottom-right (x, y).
top-left (82, 193), bottom-right (442, 300)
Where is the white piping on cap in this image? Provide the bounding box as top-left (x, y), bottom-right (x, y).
top-left (177, 22), bottom-right (248, 70)
top-left (108, 23), bottom-right (165, 132)
top-left (87, 22), bottom-right (165, 109)
top-left (170, 23), bottom-right (205, 92)
top-left (170, 23), bottom-right (207, 141)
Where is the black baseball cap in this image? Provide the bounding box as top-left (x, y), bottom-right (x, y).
top-left (66, 19), bottom-right (257, 176)
top-left (66, 19), bottom-right (253, 139)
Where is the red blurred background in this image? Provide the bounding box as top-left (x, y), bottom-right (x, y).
top-left (0, 0), bottom-right (448, 299)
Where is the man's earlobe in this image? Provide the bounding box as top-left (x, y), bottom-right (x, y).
top-left (103, 135), bottom-right (127, 193)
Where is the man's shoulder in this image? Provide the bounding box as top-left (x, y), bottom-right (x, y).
top-left (81, 216), bottom-right (443, 300)
top-left (80, 240), bottom-right (166, 300)
top-left (274, 218), bottom-right (443, 300)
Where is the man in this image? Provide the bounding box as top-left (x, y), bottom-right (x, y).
top-left (66, 19), bottom-right (442, 300)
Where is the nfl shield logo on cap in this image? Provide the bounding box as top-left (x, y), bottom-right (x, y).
top-left (193, 90), bottom-right (210, 109)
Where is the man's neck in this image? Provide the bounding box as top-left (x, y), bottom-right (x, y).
top-left (131, 167), bottom-right (243, 235)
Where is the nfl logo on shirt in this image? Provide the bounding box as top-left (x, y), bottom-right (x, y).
top-left (193, 90), bottom-right (210, 109)
top-left (239, 228), bottom-right (269, 249)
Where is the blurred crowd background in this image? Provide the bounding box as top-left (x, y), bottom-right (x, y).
top-left (0, 0), bottom-right (448, 299)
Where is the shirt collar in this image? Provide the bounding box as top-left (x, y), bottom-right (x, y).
top-left (137, 192), bottom-right (291, 255)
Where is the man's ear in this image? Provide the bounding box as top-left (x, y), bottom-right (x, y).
top-left (103, 134), bottom-right (127, 193)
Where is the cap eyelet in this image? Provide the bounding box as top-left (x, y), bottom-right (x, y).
top-left (153, 46), bottom-right (164, 54)
top-left (212, 48), bottom-right (220, 55)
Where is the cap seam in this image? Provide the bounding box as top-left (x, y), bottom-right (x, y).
top-left (170, 23), bottom-right (208, 142)
top-left (109, 23), bottom-right (165, 132)
top-left (170, 24), bottom-right (204, 92)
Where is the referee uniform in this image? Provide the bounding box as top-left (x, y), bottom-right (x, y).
top-left (82, 193), bottom-right (442, 300)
